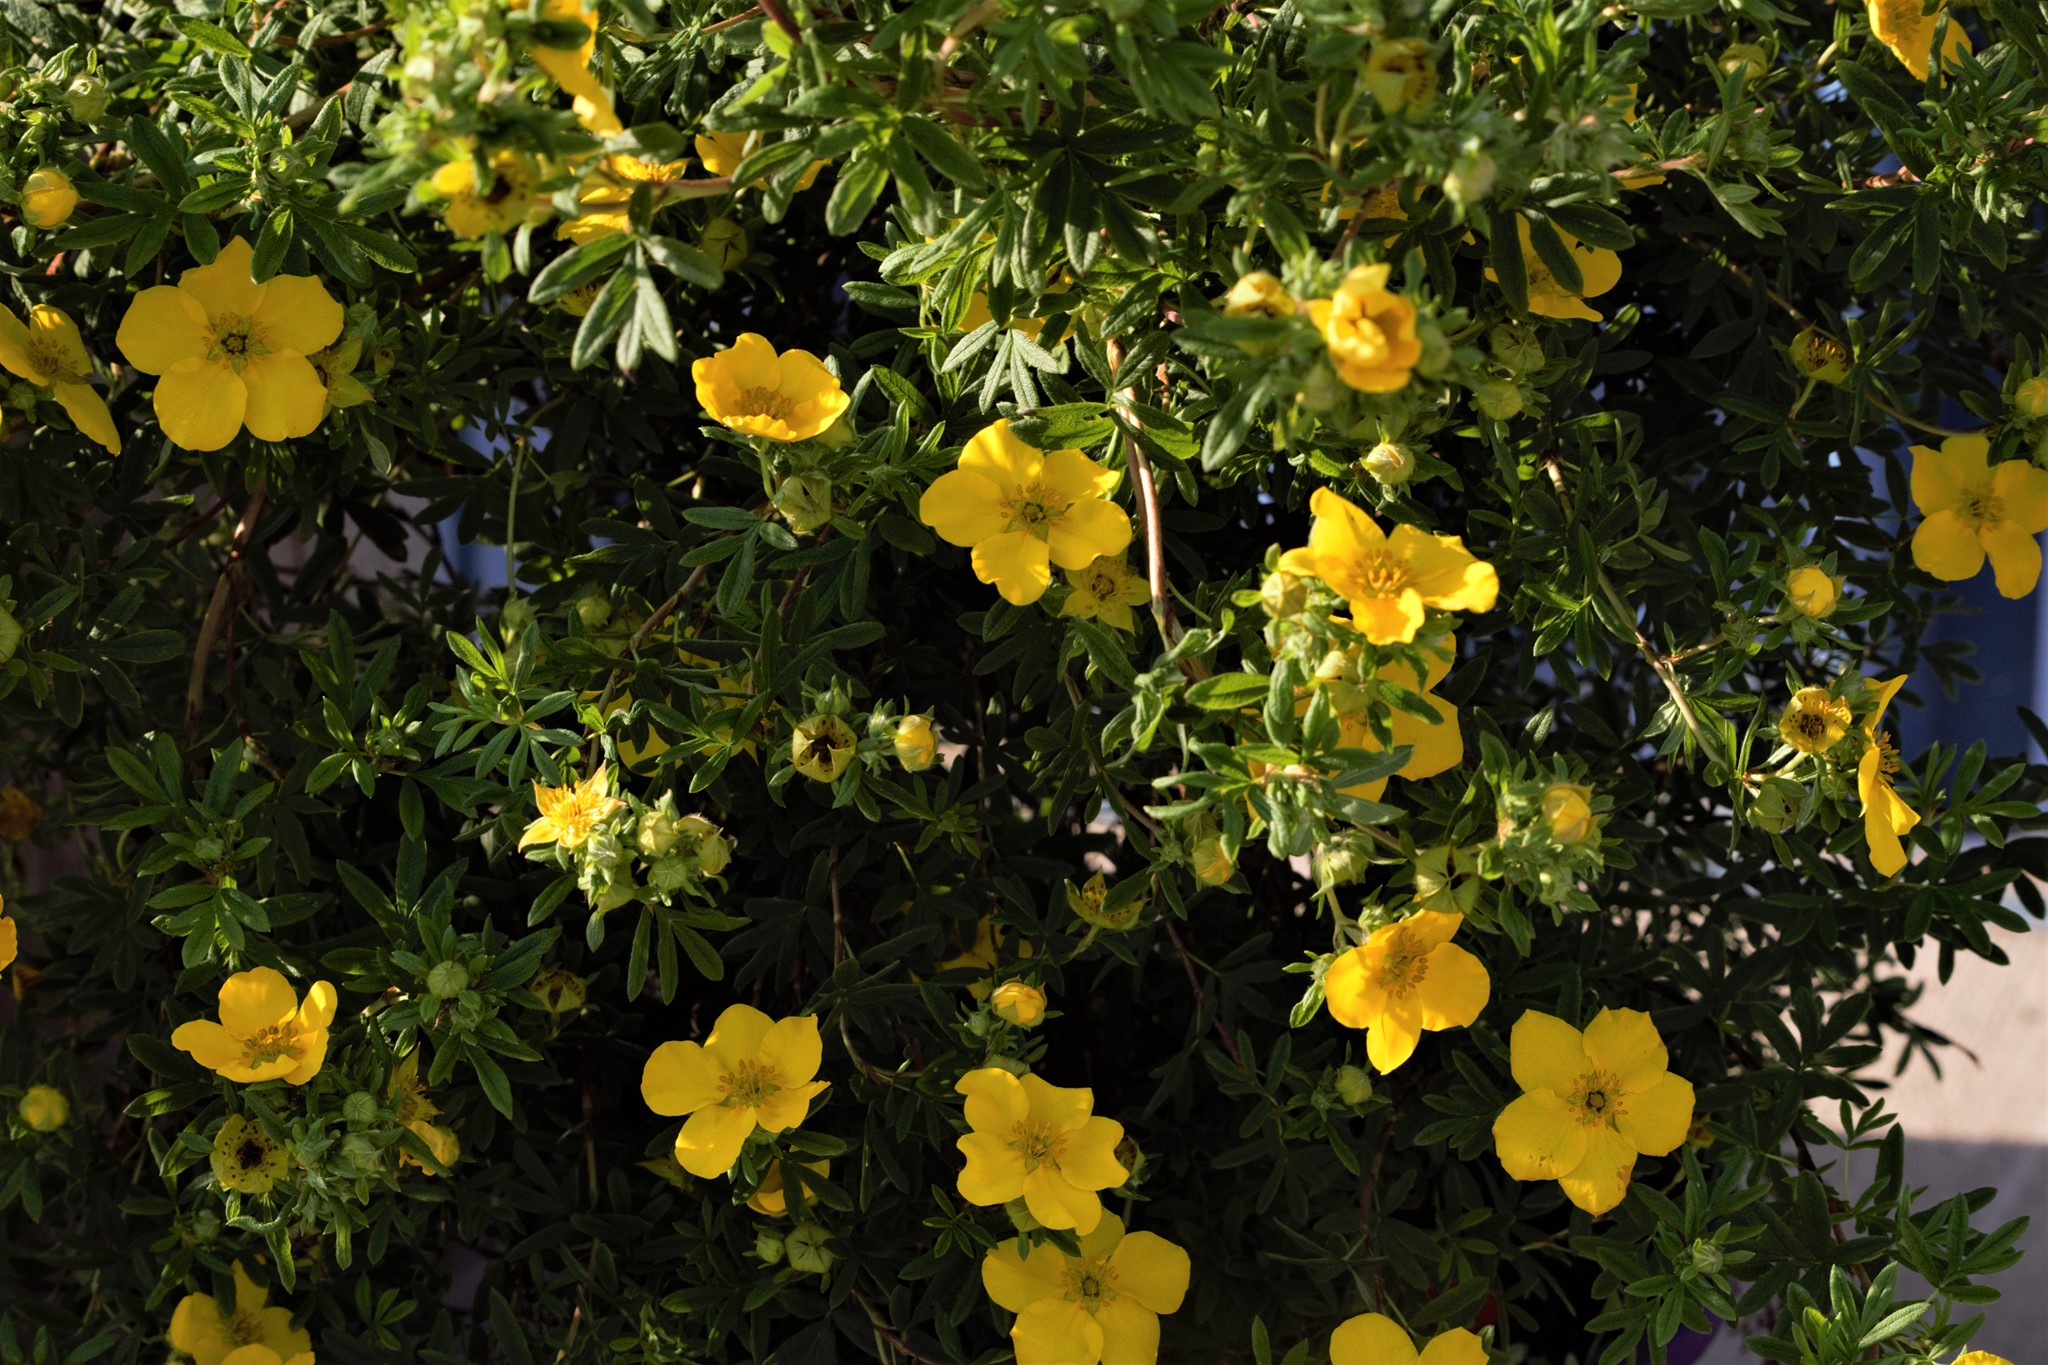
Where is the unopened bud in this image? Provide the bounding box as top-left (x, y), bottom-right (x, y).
top-left (1785, 564), bottom-right (1842, 619)
top-left (1747, 776), bottom-right (1805, 834)
top-left (19, 167), bottom-right (76, 229)
top-left (64, 75), bottom-right (108, 123)
top-left (700, 217), bottom-right (749, 271)
top-left (426, 961), bottom-right (470, 997)
top-left (1260, 569), bottom-right (1308, 619)
top-left (1717, 43), bottom-right (1769, 82)
top-left (893, 714), bottom-right (938, 771)
top-left (0, 605), bottom-right (20, 663)
top-left (1442, 152), bottom-right (1496, 208)
top-left (784, 1223), bottom-right (836, 1274)
top-left (2014, 375), bottom-right (2048, 419)
top-left (1541, 783), bottom-right (1596, 845)
top-left (1361, 441), bottom-right (1415, 487)
top-left (1191, 837), bottom-right (1234, 887)
top-left (18, 1085), bottom-right (67, 1132)
top-left (1472, 378), bottom-right (1523, 419)
top-left (990, 979), bottom-right (1047, 1027)
top-left (1334, 1065), bottom-right (1374, 1107)
top-left (1221, 271), bottom-right (1294, 320)
top-left (773, 474), bottom-right (832, 536)
top-left (1487, 322), bottom-right (1545, 373)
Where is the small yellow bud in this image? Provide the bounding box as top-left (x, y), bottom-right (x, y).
top-left (990, 979), bottom-right (1047, 1027)
top-left (19, 167), bottom-right (76, 229)
top-left (1790, 327), bottom-right (1850, 385)
top-left (1785, 564), bottom-right (1842, 618)
top-left (1191, 837), bottom-right (1235, 886)
top-left (1717, 43), bottom-right (1770, 82)
top-left (1363, 38), bottom-right (1438, 115)
top-left (1221, 271), bottom-right (1294, 320)
top-left (2014, 375), bottom-right (2048, 419)
top-left (1361, 441), bottom-right (1415, 487)
top-left (792, 713), bottom-right (858, 783)
top-left (893, 714), bottom-right (938, 772)
top-left (1259, 569), bottom-right (1307, 619)
top-left (1541, 783), bottom-right (1597, 844)
top-left (18, 1084), bottom-right (67, 1132)
top-left (1442, 151), bottom-right (1496, 207)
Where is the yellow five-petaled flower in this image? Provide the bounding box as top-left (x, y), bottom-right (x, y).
top-left (1324, 910), bottom-right (1490, 1073)
top-left (1304, 263), bottom-right (1422, 393)
top-left (172, 967), bottom-right (337, 1085)
top-left (920, 419), bottom-right (1134, 607)
top-left (1857, 676), bottom-right (1920, 877)
top-left (1867, 0), bottom-right (1971, 80)
top-left (115, 237), bottom-right (344, 452)
top-left (640, 1004), bottom-right (829, 1177)
top-left (0, 304), bottom-right (121, 453)
top-left (955, 1067), bottom-right (1128, 1232)
top-left (980, 1213), bottom-right (1190, 1365)
top-left (168, 1262), bottom-right (313, 1365)
top-left (1492, 1007), bottom-right (1695, 1215)
top-left (518, 765), bottom-right (624, 851)
top-left (1330, 1313), bottom-right (1486, 1365)
top-left (1909, 434), bottom-right (2048, 599)
top-left (1279, 488), bottom-right (1497, 644)
top-left (1487, 218), bottom-right (1623, 322)
top-left (692, 332), bottom-right (849, 443)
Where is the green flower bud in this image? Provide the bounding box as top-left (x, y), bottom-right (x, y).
top-left (1361, 441), bottom-right (1416, 487)
top-left (1717, 42), bottom-right (1770, 82)
top-left (342, 1090), bottom-right (379, 1125)
top-left (1472, 378), bottom-right (1523, 419)
top-left (700, 217), bottom-right (749, 271)
top-left (0, 605), bottom-right (21, 663)
top-left (1689, 1238), bottom-right (1726, 1277)
top-left (1747, 776), bottom-right (1806, 834)
top-left (1487, 322), bottom-right (1545, 373)
top-left (1333, 1065), bottom-right (1374, 1108)
top-left (1260, 569), bottom-right (1308, 619)
top-left (785, 1223), bottom-right (837, 1274)
top-left (754, 1229), bottom-right (785, 1264)
top-left (574, 592), bottom-right (612, 630)
top-left (774, 474), bottom-right (833, 536)
top-left (64, 74), bottom-right (108, 122)
top-left (18, 1085), bottom-right (67, 1132)
top-left (426, 961), bottom-right (470, 997)
top-left (637, 803), bottom-right (681, 857)
top-left (1442, 151), bottom-right (1496, 208)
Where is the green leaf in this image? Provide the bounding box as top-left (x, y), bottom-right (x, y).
top-left (171, 14), bottom-right (252, 58)
top-left (825, 151), bottom-right (889, 236)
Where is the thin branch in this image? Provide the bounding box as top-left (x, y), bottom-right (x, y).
top-left (852, 1290), bottom-right (960, 1365)
top-left (1103, 336), bottom-right (1197, 669)
top-left (758, 0), bottom-right (801, 39)
top-left (1162, 915), bottom-right (1245, 1067)
top-left (186, 475), bottom-right (268, 740)
top-left (1859, 393), bottom-right (1981, 441)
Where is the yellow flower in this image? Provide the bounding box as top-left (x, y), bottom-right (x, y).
top-left (1191, 837), bottom-right (1235, 886)
top-left (1303, 264), bottom-right (1422, 393)
top-left (1278, 488), bottom-right (1497, 644)
top-left (1791, 327), bottom-right (1851, 385)
top-left (430, 149), bottom-right (551, 240)
top-left (920, 419), bottom-right (1133, 607)
top-left (1363, 38), bottom-right (1438, 114)
top-left (1858, 676), bottom-right (1920, 877)
top-left (1325, 910), bottom-right (1489, 1072)
top-left (19, 1084), bottom-right (68, 1132)
top-left (1786, 564), bottom-right (1843, 617)
top-left (1487, 218), bottom-right (1623, 322)
top-left (1867, 0), bottom-right (1971, 79)
top-left (528, 967), bottom-right (587, 1015)
top-left (0, 785), bottom-right (44, 840)
top-left (307, 337), bottom-right (371, 413)
top-left (1330, 1313), bottom-right (1486, 1365)
top-left (1060, 556), bottom-right (1151, 631)
top-left (2014, 375), bottom-right (2048, 419)
top-left (1542, 783), bottom-right (1596, 844)
top-left (1909, 434), bottom-right (2048, 598)
top-left (692, 332), bottom-right (849, 443)
top-left (1323, 627), bottom-right (1465, 800)
top-left (894, 714), bottom-right (938, 771)
top-left (955, 1068), bottom-right (1128, 1232)
top-left (560, 154), bottom-right (693, 243)
top-left (1220, 271), bottom-right (1294, 319)
top-left (531, 0), bottom-right (621, 133)
top-left (168, 1263), bottom-right (312, 1365)
top-left (390, 1051), bottom-right (461, 1173)
top-left (518, 766), bottom-right (623, 851)
top-left (990, 980), bottom-right (1047, 1026)
top-left (1951, 1354), bottom-right (2015, 1365)
top-left (0, 894), bottom-right (14, 976)
top-left (959, 290), bottom-right (1050, 341)
top-left (0, 304), bottom-right (120, 453)
top-left (172, 968), bottom-right (337, 1085)
top-left (748, 1157), bottom-right (830, 1215)
top-left (791, 713), bottom-right (858, 783)
top-left (694, 129), bottom-right (827, 191)
top-left (640, 1004), bottom-right (829, 1178)
top-left (210, 1114), bottom-right (290, 1194)
top-left (980, 1213), bottom-right (1190, 1365)
top-left (20, 167), bottom-right (78, 228)
top-left (1779, 687), bottom-right (1852, 755)
top-left (1492, 1007), bottom-right (1695, 1215)
top-left (937, 915), bottom-right (1034, 997)
top-left (115, 237), bottom-right (344, 451)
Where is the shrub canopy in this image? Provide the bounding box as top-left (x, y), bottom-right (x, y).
top-left (0, 1), bottom-right (2043, 1364)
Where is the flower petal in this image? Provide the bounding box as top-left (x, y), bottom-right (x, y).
top-left (1510, 1010), bottom-right (1588, 1095)
top-left (1980, 519), bottom-right (2043, 599)
top-left (1365, 998), bottom-right (1423, 1073)
top-left (1388, 691), bottom-right (1461, 780)
top-left (26, 306), bottom-right (91, 376)
top-left (1416, 1327), bottom-right (1489, 1365)
top-left (957, 1130), bottom-right (1027, 1206)
top-left (1558, 1121), bottom-right (1637, 1215)
top-left (1020, 1074), bottom-right (1094, 1133)
top-left (972, 529), bottom-right (1054, 605)
top-left (1617, 1072), bottom-right (1694, 1156)
top-left (675, 1102), bottom-right (755, 1177)
top-left (1058, 1116), bottom-right (1129, 1190)
top-left (1021, 1163), bottom-right (1103, 1232)
top-left (1393, 525), bottom-right (1499, 613)
top-left (981, 1238), bottom-right (1073, 1313)
top-left (171, 1019), bottom-right (246, 1074)
top-left (1493, 1091), bottom-right (1589, 1181)
top-left (959, 418), bottom-right (1043, 493)
top-left (1330, 1314), bottom-right (1419, 1365)
top-left (750, 1078), bottom-right (827, 1132)
top-left (703, 1003), bottom-right (775, 1068)
top-left (168, 1294), bottom-right (232, 1365)
top-left (1040, 447), bottom-right (1120, 502)
top-left (219, 967), bottom-right (299, 1037)
top-left (253, 274), bottom-right (344, 356)
top-left (958, 1067), bottom-right (1030, 1131)
top-left (1911, 510), bottom-right (1988, 582)
top-left (1992, 459), bottom-right (2048, 534)
top-left (1581, 1008), bottom-right (1668, 1093)
top-left (0, 306), bottom-right (38, 381)
top-left (281, 1029), bottom-right (328, 1084)
top-left (1416, 942), bottom-right (1489, 1031)
top-left (1011, 1300), bottom-right (1105, 1365)
top-left (642, 1040), bottom-right (723, 1116)
top-left (1094, 1299), bottom-right (1161, 1365)
top-left (239, 353), bottom-right (328, 441)
top-left (154, 363), bottom-right (248, 452)
top-left (1046, 497), bottom-right (1134, 572)
top-left (117, 286), bottom-right (213, 375)
top-left (1108, 1230), bottom-right (1191, 1313)
top-left (1351, 588), bottom-right (1426, 645)
top-left (1322, 945), bottom-right (1384, 1031)
top-left (919, 468), bottom-right (1008, 547)
top-left (51, 380), bottom-right (121, 454)
top-left (758, 1013), bottom-right (823, 1087)
top-left (179, 238), bottom-right (264, 319)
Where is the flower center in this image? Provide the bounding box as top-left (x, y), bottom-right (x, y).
top-left (1375, 932), bottom-right (1429, 997)
top-left (1873, 730), bottom-right (1900, 777)
top-left (737, 385), bottom-right (794, 421)
top-left (1063, 1259), bottom-right (1119, 1310)
top-left (237, 1138), bottom-right (268, 1170)
top-left (721, 1059), bottom-right (781, 1109)
top-left (1003, 483), bottom-right (1067, 536)
top-left (1085, 571), bottom-right (1118, 598)
top-left (1569, 1069), bottom-right (1627, 1126)
top-left (1793, 712), bottom-right (1827, 740)
top-left (1008, 1120), bottom-right (1068, 1172)
top-left (227, 1309), bottom-right (267, 1348)
top-left (1355, 550), bottom-right (1410, 596)
top-left (24, 338), bottom-right (78, 381)
top-left (1961, 484), bottom-right (2005, 527)
top-left (241, 1023), bottom-right (299, 1068)
top-left (208, 315), bottom-right (271, 371)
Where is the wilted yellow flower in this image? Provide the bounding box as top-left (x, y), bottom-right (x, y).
top-left (528, 968), bottom-right (588, 1015)
top-left (1779, 687), bottom-right (1852, 755)
top-left (1858, 676), bottom-right (1920, 877)
top-left (115, 237), bottom-right (343, 451)
top-left (172, 967), bottom-right (337, 1085)
top-left (1363, 38), bottom-right (1438, 114)
top-left (1060, 556), bottom-right (1151, 631)
top-left (980, 1213), bottom-right (1190, 1365)
top-left (1786, 564), bottom-right (1842, 617)
top-left (519, 766), bottom-right (623, 851)
top-left (390, 1051), bottom-right (461, 1173)
top-left (1487, 218), bottom-right (1624, 322)
top-left (20, 167), bottom-right (77, 229)
top-left (307, 337), bottom-right (372, 413)
top-left (748, 1157), bottom-right (830, 1216)
top-left (694, 129), bottom-right (827, 191)
top-left (210, 1114), bottom-right (289, 1194)
top-left (0, 304), bottom-right (120, 453)
top-left (1303, 264), bottom-right (1422, 393)
top-left (990, 979), bottom-right (1047, 1026)
top-left (1791, 327), bottom-right (1850, 385)
top-left (168, 1263), bottom-right (312, 1365)
top-left (1190, 837), bottom-right (1234, 886)
top-left (19, 1084), bottom-right (68, 1132)
top-left (1492, 1007), bottom-right (1695, 1215)
top-left (956, 1068), bottom-right (1127, 1232)
top-left (1325, 910), bottom-right (1489, 1072)
top-left (919, 419), bottom-right (1132, 607)
top-left (1867, 0), bottom-right (1971, 80)
top-left (1331, 1314), bottom-right (1485, 1365)
top-left (1220, 271), bottom-right (1294, 319)
top-left (560, 154), bottom-right (693, 243)
top-left (531, 0), bottom-right (621, 133)
top-left (692, 332), bottom-right (849, 443)
top-left (791, 713), bottom-right (858, 783)
top-left (1322, 627), bottom-right (1464, 801)
top-left (1277, 488), bottom-right (1497, 644)
top-left (1542, 783), bottom-right (1597, 844)
top-left (1909, 434), bottom-right (2048, 598)
top-left (430, 149), bottom-right (551, 240)
top-left (640, 1004), bottom-right (829, 1177)
top-left (0, 786), bottom-right (43, 840)
top-left (894, 714), bottom-right (938, 771)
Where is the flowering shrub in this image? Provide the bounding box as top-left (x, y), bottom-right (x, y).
top-left (1, 1), bottom-right (2044, 1364)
